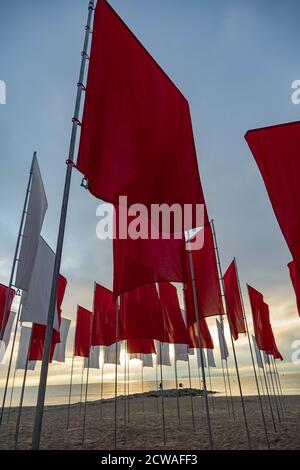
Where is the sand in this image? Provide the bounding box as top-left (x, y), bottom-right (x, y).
top-left (0, 391), bottom-right (299, 450)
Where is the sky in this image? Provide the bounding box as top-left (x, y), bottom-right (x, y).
top-left (1, 0), bottom-right (300, 390)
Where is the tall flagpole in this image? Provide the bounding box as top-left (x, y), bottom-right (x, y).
top-left (224, 356), bottom-right (235, 420)
top-left (0, 299), bottom-right (22, 425)
top-left (141, 362), bottom-right (145, 413)
top-left (158, 341), bottom-right (166, 446)
top-left (123, 342), bottom-right (127, 425)
top-left (273, 358), bottom-right (287, 411)
top-left (6, 365), bottom-right (18, 424)
top-left (66, 354), bottom-right (75, 429)
top-left (261, 357), bottom-right (277, 432)
top-left (31, 1), bottom-right (95, 450)
top-left (188, 249), bottom-right (213, 449)
top-left (114, 302), bottom-right (119, 450)
top-left (100, 359), bottom-right (104, 419)
top-left (211, 220), bottom-right (251, 449)
top-left (187, 353), bottom-right (196, 431)
top-left (127, 350), bottom-right (130, 423)
top-left (207, 363), bottom-right (215, 412)
top-left (235, 260), bottom-right (271, 445)
top-left (79, 362), bottom-right (85, 414)
top-left (174, 357), bottom-right (181, 425)
top-left (266, 355), bottom-right (281, 422)
top-left (270, 356), bottom-right (285, 415)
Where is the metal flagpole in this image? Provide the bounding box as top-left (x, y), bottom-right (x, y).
top-left (100, 360), bottom-right (104, 419)
top-left (235, 260), bottom-right (271, 445)
top-left (82, 355), bottom-right (91, 443)
top-left (6, 365), bottom-right (18, 424)
top-left (211, 220), bottom-right (251, 449)
top-left (174, 356), bottom-right (181, 425)
top-left (0, 299), bottom-right (22, 425)
top-left (31, 1), bottom-right (95, 450)
top-left (127, 352), bottom-right (130, 423)
top-left (267, 355), bottom-right (281, 422)
top-left (14, 329), bottom-right (33, 449)
top-left (155, 360), bottom-right (159, 414)
top-left (188, 249), bottom-right (214, 449)
top-left (224, 356), bottom-right (235, 420)
top-left (187, 353), bottom-right (196, 432)
top-left (207, 363), bottom-right (215, 412)
top-left (270, 356), bottom-right (284, 415)
top-left (123, 341), bottom-right (127, 425)
top-left (273, 358), bottom-right (287, 411)
top-left (66, 355), bottom-right (75, 429)
top-left (221, 356), bottom-right (231, 416)
top-left (261, 358), bottom-right (277, 433)
top-left (114, 301), bottom-right (119, 450)
top-left (79, 362), bottom-right (84, 414)
top-left (158, 341), bottom-right (166, 446)
top-left (141, 363), bottom-right (145, 413)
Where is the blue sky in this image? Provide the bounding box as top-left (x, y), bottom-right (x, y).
top-left (1, 0), bottom-right (300, 387)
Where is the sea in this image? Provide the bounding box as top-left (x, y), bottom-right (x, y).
top-left (1, 371), bottom-right (300, 409)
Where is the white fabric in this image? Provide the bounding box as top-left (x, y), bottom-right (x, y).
top-left (16, 326), bottom-right (36, 371)
top-left (103, 343), bottom-right (121, 365)
top-left (196, 348), bottom-right (207, 368)
top-left (216, 319), bottom-right (229, 360)
top-left (15, 156), bottom-right (48, 291)
top-left (155, 341), bottom-right (171, 366)
top-left (0, 312), bottom-right (16, 363)
top-left (174, 344), bottom-right (188, 362)
top-left (84, 346), bottom-right (100, 369)
top-left (252, 335), bottom-right (263, 369)
top-left (206, 348), bottom-right (216, 368)
top-left (53, 318), bottom-right (71, 363)
top-left (143, 354), bottom-right (153, 368)
top-left (20, 237), bottom-right (59, 330)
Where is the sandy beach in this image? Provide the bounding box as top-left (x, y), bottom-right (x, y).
top-left (0, 391), bottom-right (299, 450)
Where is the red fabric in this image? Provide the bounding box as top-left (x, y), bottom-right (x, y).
top-left (28, 275), bottom-right (67, 361)
top-left (92, 284), bottom-right (116, 347)
top-left (127, 338), bottom-right (155, 354)
top-left (223, 261), bottom-right (246, 340)
top-left (247, 285), bottom-right (282, 359)
top-left (288, 260), bottom-right (300, 317)
top-left (77, 0), bottom-right (207, 230)
top-left (119, 284), bottom-right (165, 342)
top-left (113, 208), bottom-right (187, 299)
top-left (0, 284), bottom-right (15, 340)
top-left (158, 283), bottom-right (189, 344)
top-left (74, 306), bottom-right (92, 358)
top-left (187, 318), bottom-right (214, 349)
top-left (245, 121), bottom-right (300, 272)
top-left (185, 225), bottom-right (224, 323)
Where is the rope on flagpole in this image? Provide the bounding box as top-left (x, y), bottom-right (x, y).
top-left (234, 259), bottom-right (272, 445)
top-left (31, 1), bottom-right (95, 449)
top-left (211, 220), bottom-right (251, 449)
top-left (188, 249), bottom-right (214, 449)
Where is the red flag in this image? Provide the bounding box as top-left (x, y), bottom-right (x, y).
top-left (288, 260), bottom-right (300, 316)
top-left (223, 260), bottom-right (246, 340)
top-left (77, 0), bottom-right (206, 228)
top-left (245, 121), bottom-right (300, 272)
top-left (74, 306), bottom-right (92, 358)
top-left (127, 338), bottom-right (155, 355)
top-left (158, 283), bottom-right (189, 344)
top-left (92, 284), bottom-right (116, 347)
top-left (247, 285), bottom-right (282, 359)
top-left (187, 317), bottom-right (214, 349)
top-left (119, 284), bottom-right (165, 342)
top-left (185, 225), bottom-right (224, 324)
top-left (0, 284), bottom-right (15, 340)
top-left (28, 275), bottom-right (67, 361)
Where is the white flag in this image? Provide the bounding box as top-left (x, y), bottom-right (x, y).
top-left (84, 346), bottom-right (100, 369)
top-left (174, 344), bottom-right (188, 362)
top-left (0, 311), bottom-right (16, 363)
top-left (53, 318), bottom-right (71, 363)
top-left (20, 237), bottom-right (59, 330)
top-left (252, 335), bottom-right (263, 369)
top-left (16, 326), bottom-right (36, 371)
top-left (143, 354), bottom-right (153, 368)
top-left (196, 348), bottom-right (207, 368)
top-left (206, 348), bottom-right (216, 368)
top-left (15, 156), bottom-right (48, 291)
top-left (103, 343), bottom-right (121, 365)
top-left (156, 341), bottom-right (171, 366)
top-left (216, 319), bottom-right (229, 360)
